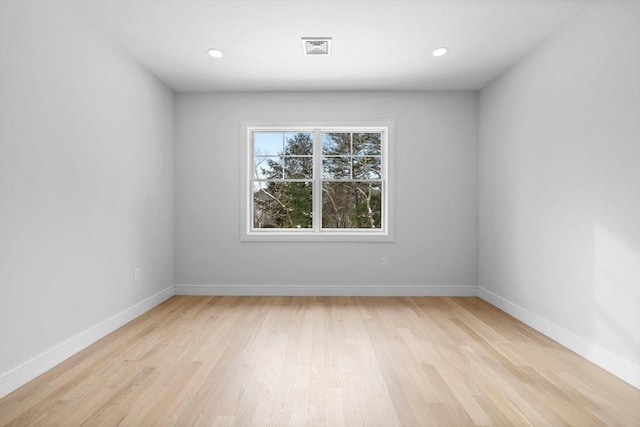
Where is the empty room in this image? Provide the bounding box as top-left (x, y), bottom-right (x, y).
top-left (0, 0), bottom-right (638, 425)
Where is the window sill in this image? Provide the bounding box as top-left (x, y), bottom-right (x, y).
top-left (241, 231), bottom-right (394, 242)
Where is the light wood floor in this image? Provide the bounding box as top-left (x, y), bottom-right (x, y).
top-left (0, 296), bottom-right (638, 426)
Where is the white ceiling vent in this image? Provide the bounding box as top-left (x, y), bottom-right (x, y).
top-left (302, 37), bottom-right (332, 56)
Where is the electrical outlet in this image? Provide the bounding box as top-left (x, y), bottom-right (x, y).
top-left (380, 257), bottom-right (388, 268)
top-left (133, 267), bottom-right (141, 282)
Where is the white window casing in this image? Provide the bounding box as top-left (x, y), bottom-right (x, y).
top-left (240, 121), bottom-right (395, 242)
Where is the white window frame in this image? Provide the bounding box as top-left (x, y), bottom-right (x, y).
top-left (240, 121), bottom-right (395, 242)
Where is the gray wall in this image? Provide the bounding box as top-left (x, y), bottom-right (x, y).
top-left (0, 1), bottom-right (175, 389)
top-left (478, 1), bottom-right (639, 385)
top-left (175, 92), bottom-right (478, 293)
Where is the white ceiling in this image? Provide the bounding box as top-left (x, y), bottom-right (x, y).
top-left (71, 0), bottom-right (594, 92)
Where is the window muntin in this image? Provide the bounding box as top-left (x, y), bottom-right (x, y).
top-left (243, 123), bottom-right (393, 241)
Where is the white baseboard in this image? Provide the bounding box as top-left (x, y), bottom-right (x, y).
top-left (4, 284), bottom-right (635, 399)
top-left (477, 287), bottom-right (640, 389)
top-left (174, 283), bottom-right (479, 297)
top-left (0, 286), bottom-right (175, 398)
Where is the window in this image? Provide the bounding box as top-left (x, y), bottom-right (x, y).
top-left (241, 122), bottom-right (394, 241)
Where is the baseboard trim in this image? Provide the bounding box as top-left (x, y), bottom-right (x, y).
top-left (0, 286), bottom-right (175, 398)
top-left (477, 287), bottom-right (640, 389)
top-left (174, 283), bottom-right (479, 297)
top-left (4, 284), bottom-right (635, 398)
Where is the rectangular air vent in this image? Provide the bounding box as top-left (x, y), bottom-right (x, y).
top-left (302, 37), bottom-right (332, 56)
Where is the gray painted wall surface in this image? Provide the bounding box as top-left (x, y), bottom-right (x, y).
top-left (0, 2), bottom-right (175, 376)
top-left (175, 91), bottom-right (478, 289)
top-left (479, 1), bottom-right (639, 377)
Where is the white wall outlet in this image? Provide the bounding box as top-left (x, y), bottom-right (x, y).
top-left (380, 257), bottom-right (388, 268)
top-left (133, 267), bottom-right (141, 282)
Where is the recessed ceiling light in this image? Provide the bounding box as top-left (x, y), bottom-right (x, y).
top-left (432, 47), bottom-right (449, 57)
top-left (207, 48), bottom-right (223, 58)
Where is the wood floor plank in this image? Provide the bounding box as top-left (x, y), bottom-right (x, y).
top-left (0, 296), bottom-right (638, 426)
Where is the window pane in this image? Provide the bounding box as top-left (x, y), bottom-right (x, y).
top-left (321, 182), bottom-right (382, 229)
top-left (254, 156), bottom-right (283, 179)
top-left (352, 156), bottom-right (381, 179)
top-left (253, 181), bottom-right (313, 229)
top-left (285, 157), bottom-right (313, 179)
top-left (352, 133), bottom-right (381, 155)
top-left (323, 156), bottom-right (351, 179)
top-left (254, 132), bottom-right (283, 156)
top-left (322, 133), bottom-right (350, 155)
top-left (284, 132), bottom-right (313, 155)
